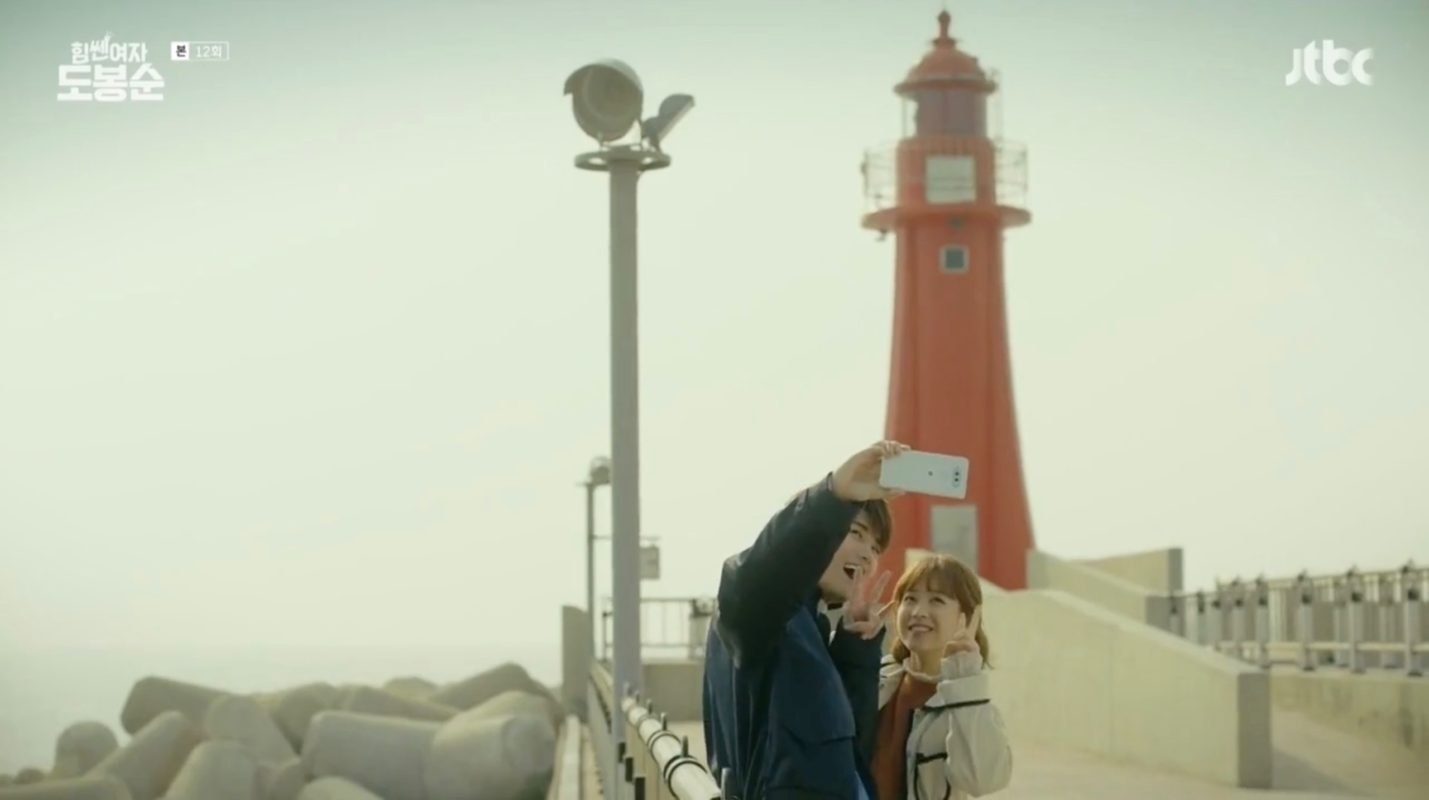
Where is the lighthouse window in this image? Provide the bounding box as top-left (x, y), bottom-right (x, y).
top-left (940, 245), bottom-right (969, 273)
top-left (926, 155), bottom-right (976, 203)
top-left (912, 89), bottom-right (986, 137)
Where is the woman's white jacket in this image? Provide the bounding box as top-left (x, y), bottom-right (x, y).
top-left (876, 652), bottom-right (1013, 799)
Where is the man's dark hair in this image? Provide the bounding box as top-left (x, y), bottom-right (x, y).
top-left (859, 498), bottom-right (893, 552)
top-left (788, 490), bottom-right (894, 552)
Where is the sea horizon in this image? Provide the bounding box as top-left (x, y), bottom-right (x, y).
top-left (0, 642), bottom-right (563, 775)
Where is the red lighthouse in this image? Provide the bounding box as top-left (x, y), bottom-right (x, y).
top-left (862, 11), bottom-right (1035, 589)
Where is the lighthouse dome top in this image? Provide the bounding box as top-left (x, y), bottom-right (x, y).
top-left (895, 10), bottom-right (994, 94)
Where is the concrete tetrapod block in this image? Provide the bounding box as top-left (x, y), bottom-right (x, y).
top-left (428, 662), bottom-right (533, 711)
top-left (383, 677), bottom-right (439, 702)
top-left (0, 775), bottom-right (133, 800)
top-left (301, 710), bottom-right (440, 800)
top-left (257, 758), bottom-right (305, 800)
top-left (337, 686), bottom-right (458, 723)
top-left (88, 709), bottom-right (202, 800)
top-left (204, 695), bottom-right (297, 764)
top-left (294, 777), bottom-right (385, 800)
top-left (531, 683), bottom-right (564, 710)
top-left (119, 677), bottom-right (230, 735)
top-left (468, 690), bottom-right (563, 729)
top-left (254, 682), bottom-right (341, 713)
top-left (254, 683), bottom-right (341, 752)
top-left (510, 681), bottom-right (563, 728)
top-left (51, 721), bottom-right (121, 779)
top-left (422, 711), bottom-right (556, 800)
top-left (163, 740), bottom-right (261, 800)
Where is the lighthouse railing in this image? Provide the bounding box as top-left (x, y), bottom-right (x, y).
top-left (859, 137), bottom-right (1029, 214)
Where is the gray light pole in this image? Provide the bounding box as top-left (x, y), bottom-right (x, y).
top-left (579, 145), bottom-right (666, 712)
top-left (564, 58), bottom-right (693, 791)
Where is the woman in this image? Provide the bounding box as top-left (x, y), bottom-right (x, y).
top-left (869, 555), bottom-right (1012, 799)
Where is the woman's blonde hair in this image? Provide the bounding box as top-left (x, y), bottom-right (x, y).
top-left (888, 554), bottom-right (991, 666)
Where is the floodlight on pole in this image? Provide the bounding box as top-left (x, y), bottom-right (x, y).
top-left (587, 456), bottom-right (612, 488)
top-left (564, 58), bottom-right (692, 794)
top-left (563, 59), bottom-right (644, 143)
top-left (642, 94), bottom-right (695, 151)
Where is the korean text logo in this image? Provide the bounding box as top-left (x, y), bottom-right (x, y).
top-left (58, 33), bottom-right (165, 102)
top-left (1285, 40), bottom-right (1373, 87)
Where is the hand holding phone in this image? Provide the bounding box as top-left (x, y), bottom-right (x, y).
top-left (832, 440), bottom-right (912, 501)
top-left (878, 450), bottom-right (969, 499)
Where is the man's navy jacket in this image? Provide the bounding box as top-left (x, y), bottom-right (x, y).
top-left (702, 475), bottom-right (885, 799)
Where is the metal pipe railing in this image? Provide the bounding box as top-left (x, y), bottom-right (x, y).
top-left (587, 661), bottom-right (723, 800)
top-left (622, 690), bottom-right (721, 800)
top-left (1169, 561), bottom-right (1426, 676)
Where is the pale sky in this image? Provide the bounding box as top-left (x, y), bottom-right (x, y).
top-left (1, 0), bottom-right (1427, 650)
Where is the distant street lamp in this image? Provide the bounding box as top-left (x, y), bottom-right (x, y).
top-left (583, 456), bottom-right (611, 659)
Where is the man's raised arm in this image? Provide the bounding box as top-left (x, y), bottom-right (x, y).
top-left (715, 474), bottom-right (858, 662)
top-left (713, 440), bottom-right (910, 663)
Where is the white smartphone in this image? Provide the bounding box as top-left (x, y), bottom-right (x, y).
top-left (879, 450), bottom-right (970, 499)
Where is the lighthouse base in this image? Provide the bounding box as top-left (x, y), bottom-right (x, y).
top-left (929, 504), bottom-right (979, 568)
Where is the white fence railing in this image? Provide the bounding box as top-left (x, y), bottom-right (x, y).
top-left (599, 596), bottom-right (714, 663)
top-left (588, 661), bottom-right (723, 800)
top-left (1168, 563), bottom-right (1426, 675)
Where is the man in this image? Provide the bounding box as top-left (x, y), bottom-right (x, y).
top-left (703, 441), bottom-right (907, 799)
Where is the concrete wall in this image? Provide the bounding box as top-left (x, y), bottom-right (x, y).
top-left (1026, 549), bottom-right (1173, 631)
top-left (546, 716), bottom-right (581, 800)
top-left (562, 592), bottom-right (700, 724)
top-left (639, 660), bottom-right (703, 722)
top-left (1271, 667), bottom-right (1429, 755)
top-left (1077, 547), bottom-right (1184, 594)
top-left (560, 606), bottom-right (592, 719)
top-left (981, 583), bottom-right (1272, 789)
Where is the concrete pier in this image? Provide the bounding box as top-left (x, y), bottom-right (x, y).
top-left (88, 710), bottom-right (202, 800)
top-left (301, 711), bottom-right (439, 800)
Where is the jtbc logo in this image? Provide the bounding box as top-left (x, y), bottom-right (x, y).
top-left (1285, 40), bottom-right (1373, 86)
